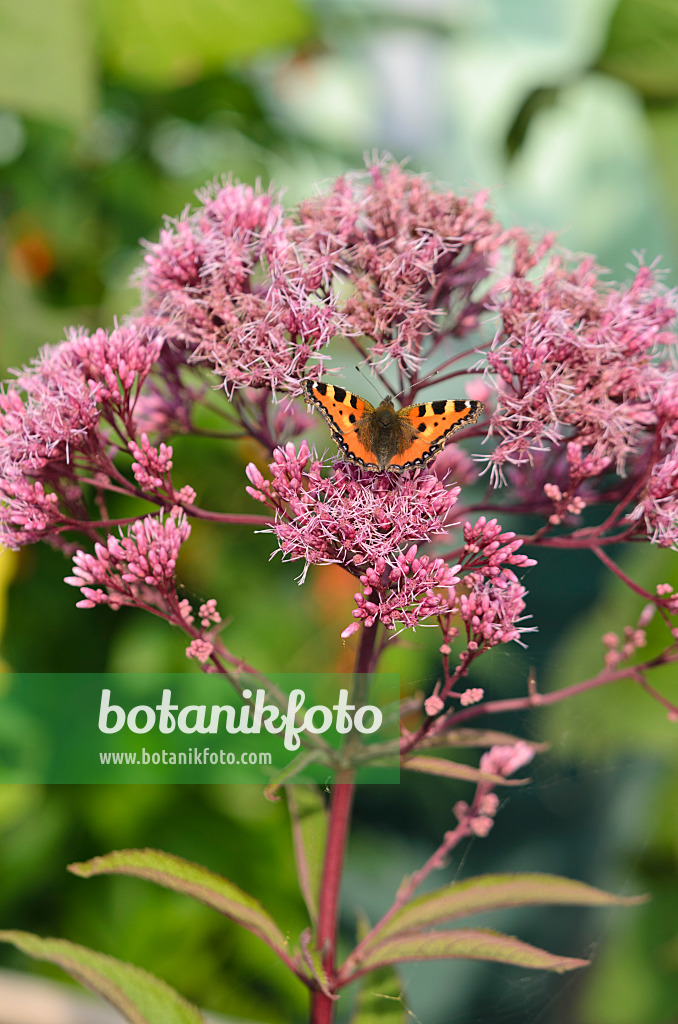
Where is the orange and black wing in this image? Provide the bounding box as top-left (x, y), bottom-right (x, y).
top-left (387, 399), bottom-right (484, 471)
top-left (302, 380), bottom-right (380, 469)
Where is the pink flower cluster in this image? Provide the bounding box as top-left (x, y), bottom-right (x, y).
top-left (343, 546), bottom-right (461, 636)
top-left (458, 571), bottom-right (533, 650)
top-left (247, 444), bottom-right (537, 646)
top-left (138, 180), bottom-right (344, 395)
top-left (65, 509), bottom-right (191, 610)
top-left (246, 441), bottom-right (460, 572)
top-left (294, 161), bottom-right (506, 369)
top-left (485, 253), bottom-right (678, 547)
top-left (137, 161), bottom-right (509, 395)
top-left (0, 323), bottom-right (168, 549)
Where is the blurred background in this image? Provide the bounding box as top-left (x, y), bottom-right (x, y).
top-left (1, 0), bottom-right (678, 1021)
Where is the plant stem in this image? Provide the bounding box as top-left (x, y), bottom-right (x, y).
top-left (308, 621), bottom-right (379, 1022)
top-left (309, 775), bottom-right (355, 1022)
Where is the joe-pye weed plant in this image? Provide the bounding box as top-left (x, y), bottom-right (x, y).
top-left (1, 158), bottom-right (677, 1022)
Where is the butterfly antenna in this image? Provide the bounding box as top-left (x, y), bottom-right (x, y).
top-left (354, 364), bottom-right (387, 401)
top-left (392, 366), bottom-right (442, 402)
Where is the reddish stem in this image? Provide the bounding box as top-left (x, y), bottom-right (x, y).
top-left (309, 777), bottom-right (355, 1022)
top-left (308, 621), bottom-right (379, 1022)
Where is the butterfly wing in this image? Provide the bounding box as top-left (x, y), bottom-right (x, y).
top-left (302, 380), bottom-right (381, 469)
top-left (387, 399), bottom-right (484, 471)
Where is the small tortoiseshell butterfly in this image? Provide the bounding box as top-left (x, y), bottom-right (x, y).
top-left (302, 380), bottom-right (484, 473)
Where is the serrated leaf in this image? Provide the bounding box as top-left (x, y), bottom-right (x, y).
top-left (351, 928), bottom-right (588, 979)
top-left (0, 930), bottom-right (204, 1024)
top-left (349, 965), bottom-right (406, 1023)
top-left (69, 849), bottom-right (289, 962)
top-left (402, 755), bottom-right (528, 787)
top-left (286, 785), bottom-right (327, 927)
top-left (370, 873), bottom-right (647, 946)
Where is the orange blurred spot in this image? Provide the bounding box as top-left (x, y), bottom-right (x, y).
top-left (10, 231), bottom-right (54, 281)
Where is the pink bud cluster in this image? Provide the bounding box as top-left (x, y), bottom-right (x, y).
top-left (129, 434), bottom-right (173, 491)
top-left (66, 324), bottom-right (164, 409)
top-left (64, 509), bottom-right (191, 610)
top-left (454, 741), bottom-right (535, 837)
top-left (461, 517), bottom-right (536, 576)
top-left (343, 546), bottom-right (461, 636)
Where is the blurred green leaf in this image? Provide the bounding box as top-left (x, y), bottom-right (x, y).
top-left (544, 545), bottom-right (678, 759)
top-left (422, 728), bottom-right (548, 751)
top-left (350, 928), bottom-right (589, 977)
top-left (402, 754), bottom-right (528, 787)
top-left (286, 785), bottom-right (327, 927)
top-left (598, 0), bottom-right (678, 98)
top-left (96, 0), bottom-right (314, 87)
top-left (0, 930), bottom-right (204, 1023)
top-left (647, 102), bottom-right (678, 250)
top-left (69, 848), bottom-right (291, 964)
top-left (0, 0), bottom-right (97, 126)
top-left (369, 874), bottom-right (646, 946)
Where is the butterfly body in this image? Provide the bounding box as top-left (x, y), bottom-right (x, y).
top-left (302, 380), bottom-right (484, 473)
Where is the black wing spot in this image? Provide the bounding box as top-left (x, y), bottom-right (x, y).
top-left (417, 403), bottom-right (428, 417)
top-left (431, 400), bottom-right (447, 416)
top-left (316, 381), bottom-right (328, 396)
top-left (454, 400), bottom-right (468, 412)
top-left (349, 393), bottom-right (359, 409)
top-left (349, 414), bottom-right (356, 424)
top-left (418, 423), bottom-right (426, 432)
top-left (332, 386), bottom-right (347, 403)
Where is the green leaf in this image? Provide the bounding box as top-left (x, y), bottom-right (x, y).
top-left (0, 930), bottom-right (204, 1024)
top-left (286, 785), bottom-right (327, 927)
top-left (421, 728), bottom-right (548, 751)
top-left (370, 873), bottom-right (647, 946)
top-left (264, 749), bottom-right (323, 802)
top-left (96, 0), bottom-right (314, 88)
top-left (298, 928), bottom-right (332, 998)
top-left (351, 929), bottom-right (588, 979)
top-left (0, 0), bottom-right (97, 126)
top-left (69, 848), bottom-right (289, 963)
top-left (597, 0), bottom-right (678, 98)
top-left (349, 965), bottom-right (406, 1023)
top-left (402, 755), bottom-right (529, 787)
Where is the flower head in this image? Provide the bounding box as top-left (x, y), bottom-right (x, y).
top-left (65, 509), bottom-right (191, 610)
top-left (295, 161), bottom-right (506, 369)
top-left (247, 442), bottom-right (460, 572)
top-left (139, 180), bottom-right (344, 395)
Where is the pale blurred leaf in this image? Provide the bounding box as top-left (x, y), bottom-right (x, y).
top-left (0, 0), bottom-right (97, 126)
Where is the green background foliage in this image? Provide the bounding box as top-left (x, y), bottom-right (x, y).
top-left (1, 0), bottom-right (677, 1021)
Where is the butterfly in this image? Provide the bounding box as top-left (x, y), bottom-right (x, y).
top-left (302, 380), bottom-right (484, 473)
